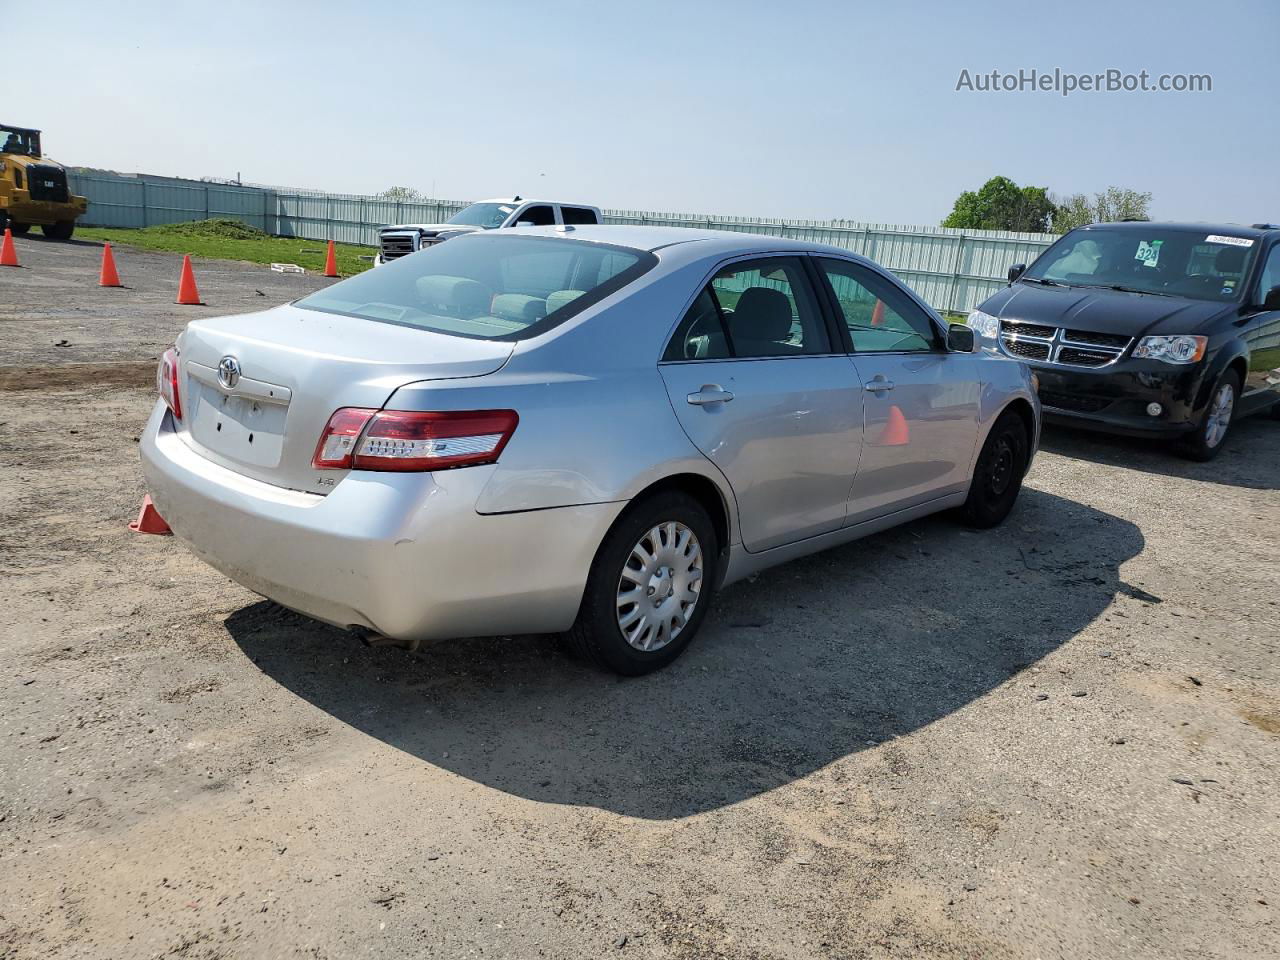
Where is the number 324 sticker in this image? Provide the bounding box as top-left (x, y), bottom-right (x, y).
top-left (1135, 239), bottom-right (1162, 267)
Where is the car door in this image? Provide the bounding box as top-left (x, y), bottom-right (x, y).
top-left (658, 256), bottom-right (864, 553)
top-left (812, 257), bottom-right (981, 525)
top-left (1241, 242), bottom-right (1280, 412)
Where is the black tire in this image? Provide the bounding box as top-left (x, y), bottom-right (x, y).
top-left (8, 222), bottom-right (30, 236)
top-left (961, 409), bottom-right (1029, 528)
top-left (1178, 370), bottom-right (1239, 462)
top-left (1269, 398), bottom-right (1280, 421)
top-left (41, 220), bottom-right (75, 241)
top-left (566, 491), bottom-right (719, 676)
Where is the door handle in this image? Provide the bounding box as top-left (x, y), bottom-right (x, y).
top-left (864, 377), bottom-right (895, 392)
top-left (687, 384), bottom-right (735, 406)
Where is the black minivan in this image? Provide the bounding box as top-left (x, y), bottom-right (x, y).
top-left (969, 222), bottom-right (1280, 460)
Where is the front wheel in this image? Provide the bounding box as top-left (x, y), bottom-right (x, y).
top-left (42, 220), bottom-right (75, 241)
top-left (566, 491), bottom-right (719, 675)
top-left (1179, 371), bottom-right (1238, 462)
top-left (960, 409), bottom-right (1029, 528)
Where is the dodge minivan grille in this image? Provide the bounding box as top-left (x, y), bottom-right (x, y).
top-left (999, 320), bottom-right (1132, 368)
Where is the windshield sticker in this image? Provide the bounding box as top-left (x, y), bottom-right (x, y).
top-left (1135, 239), bottom-right (1163, 267)
top-left (1205, 234), bottom-right (1253, 247)
top-left (498, 205), bottom-right (514, 214)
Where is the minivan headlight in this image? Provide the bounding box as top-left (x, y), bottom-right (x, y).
top-left (966, 309), bottom-right (999, 340)
top-left (1132, 335), bottom-right (1207, 364)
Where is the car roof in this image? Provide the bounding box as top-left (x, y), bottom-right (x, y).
top-left (474, 197), bottom-right (600, 209)
top-left (490, 223), bottom-right (854, 259)
top-left (1074, 221), bottom-right (1279, 239)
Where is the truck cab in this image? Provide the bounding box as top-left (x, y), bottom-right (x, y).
top-left (0, 123), bottom-right (88, 240)
top-left (374, 197), bottom-right (602, 266)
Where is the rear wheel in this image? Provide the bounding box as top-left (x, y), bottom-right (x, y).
top-left (8, 221), bottom-right (29, 235)
top-left (566, 491), bottom-right (719, 675)
top-left (42, 220), bottom-right (75, 240)
top-left (1179, 371), bottom-right (1238, 462)
top-left (961, 409), bottom-right (1029, 528)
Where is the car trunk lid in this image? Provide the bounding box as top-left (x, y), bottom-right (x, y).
top-left (173, 303), bottom-right (513, 493)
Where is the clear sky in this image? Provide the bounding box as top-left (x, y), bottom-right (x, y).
top-left (12, 0), bottom-right (1277, 226)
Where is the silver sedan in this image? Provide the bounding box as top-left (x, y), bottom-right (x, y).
top-left (140, 226), bottom-right (1039, 674)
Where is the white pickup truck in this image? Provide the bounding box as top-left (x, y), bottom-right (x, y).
top-left (374, 197), bottom-right (603, 266)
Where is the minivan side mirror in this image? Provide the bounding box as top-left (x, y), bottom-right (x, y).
top-left (1007, 263), bottom-right (1027, 284)
top-left (947, 323), bottom-right (976, 353)
top-left (1262, 285), bottom-right (1280, 311)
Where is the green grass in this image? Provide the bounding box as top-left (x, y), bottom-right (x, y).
top-left (76, 219), bottom-right (376, 277)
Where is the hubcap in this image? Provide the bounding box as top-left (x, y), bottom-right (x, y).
top-left (1204, 383), bottom-right (1234, 448)
top-left (616, 521), bottom-right (703, 652)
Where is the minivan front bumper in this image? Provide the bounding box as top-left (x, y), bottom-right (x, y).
top-left (140, 401), bottom-right (624, 641)
top-left (1031, 361), bottom-right (1205, 437)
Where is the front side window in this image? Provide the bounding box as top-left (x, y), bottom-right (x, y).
top-left (446, 202), bottom-right (515, 229)
top-left (817, 258), bottom-right (938, 353)
top-left (1256, 245), bottom-right (1280, 304)
top-left (1025, 226), bottom-right (1259, 302)
top-left (515, 205), bottom-right (555, 226)
top-left (297, 234), bottom-right (654, 340)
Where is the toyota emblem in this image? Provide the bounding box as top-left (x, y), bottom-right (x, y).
top-left (217, 355), bottom-right (241, 389)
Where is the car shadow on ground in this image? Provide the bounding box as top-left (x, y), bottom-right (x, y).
top-left (1039, 418), bottom-right (1280, 491)
top-left (226, 488), bottom-right (1144, 820)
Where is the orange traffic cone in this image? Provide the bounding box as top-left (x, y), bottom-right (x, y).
top-left (175, 254), bottom-right (202, 304)
top-left (129, 494), bottom-right (172, 535)
top-left (322, 239), bottom-right (338, 278)
top-left (99, 242), bottom-right (122, 287)
top-left (878, 405), bottom-right (910, 446)
top-left (0, 228), bottom-right (19, 267)
top-left (870, 299), bottom-right (885, 327)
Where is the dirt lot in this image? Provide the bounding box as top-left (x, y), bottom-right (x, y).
top-left (2, 233), bottom-right (1277, 960)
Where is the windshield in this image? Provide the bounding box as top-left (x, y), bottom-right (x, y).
top-left (1023, 226), bottom-right (1258, 302)
top-left (446, 202), bottom-right (516, 229)
top-left (0, 126), bottom-right (40, 157)
top-left (296, 234), bottom-right (655, 340)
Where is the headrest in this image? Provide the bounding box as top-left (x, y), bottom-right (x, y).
top-left (416, 275), bottom-right (490, 315)
top-left (490, 293), bottom-right (547, 324)
top-left (546, 289), bottom-right (586, 314)
top-left (730, 287), bottom-right (793, 342)
top-left (1214, 245), bottom-right (1247, 274)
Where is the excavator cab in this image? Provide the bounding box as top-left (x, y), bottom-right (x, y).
top-left (0, 123), bottom-right (87, 240)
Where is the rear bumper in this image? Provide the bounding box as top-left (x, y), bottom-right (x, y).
top-left (139, 401), bottom-right (624, 641)
top-left (1032, 362), bottom-right (1205, 438)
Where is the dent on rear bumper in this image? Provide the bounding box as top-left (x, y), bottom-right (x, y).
top-left (139, 402), bottom-right (624, 640)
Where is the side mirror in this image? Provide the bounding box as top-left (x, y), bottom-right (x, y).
top-left (515, 220), bottom-right (536, 228)
top-left (1262, 285), bottom-right (1280, 311)
top-left (1007, 263), bottom-right (1027, 284)
top-left (947, 323), bottom-right (976, 353)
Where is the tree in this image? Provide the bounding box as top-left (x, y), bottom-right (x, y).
top-left (1050, 186), bottom-right (1152, 233)
top-left (941, 176), bottom-right (1055, 233)
top-left (377, 185), bottom-right (425, 202)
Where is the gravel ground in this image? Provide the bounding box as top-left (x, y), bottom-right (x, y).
top-left (2, 234), bottom-right (1277, 960)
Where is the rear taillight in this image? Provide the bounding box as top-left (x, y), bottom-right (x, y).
top-left (312, 408), bottom-right (519, 472)
top-left (157, 348), bottom-right (182, 419)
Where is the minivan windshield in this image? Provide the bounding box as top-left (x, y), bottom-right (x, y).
top-left (446, 202), bottom-right (516, 228)
top-left (296, 234), bottom-right (654, 340)
top-left (1022, 226), bottom-right (1258, 302)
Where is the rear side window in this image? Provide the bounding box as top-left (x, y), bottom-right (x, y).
top-left (561, 206), bottom-right (599, 225)
top-left (296, 234), bottom-right (655, 340)
top-left (663, 257), bottom-right (831, 361)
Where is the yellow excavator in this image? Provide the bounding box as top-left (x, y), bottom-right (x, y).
top-left (0, 123), bottom-right (87, 240)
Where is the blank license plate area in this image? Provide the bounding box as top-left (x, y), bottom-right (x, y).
top-left (189, 382), bottom-right (288, 467)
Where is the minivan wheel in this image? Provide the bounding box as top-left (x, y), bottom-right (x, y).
top-left (566, 491), bottom-right (719, 675)
top-left (960, 409), bottom-right (1029, 528)
top-left (1179, 371), bottom-right (1238, 462)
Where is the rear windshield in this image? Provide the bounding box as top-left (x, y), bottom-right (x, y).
top-left (297, 234), bottom-right (655, 340)
top-left (1023, 226), bottom-right (1259, 302)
